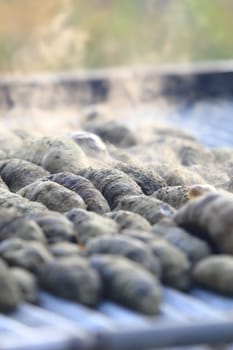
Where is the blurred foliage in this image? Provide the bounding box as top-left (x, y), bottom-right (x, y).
top-left (0, 0), bottom-right (233, 72)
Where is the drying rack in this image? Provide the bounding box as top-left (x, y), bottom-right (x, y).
top-left (1, 62), bottom-right (233, 350)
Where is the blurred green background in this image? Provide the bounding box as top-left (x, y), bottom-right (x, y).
top-left (0, 0), bottom-right (232, 73)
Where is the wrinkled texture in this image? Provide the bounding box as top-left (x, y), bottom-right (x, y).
top-left (0, 208), bottom-right (45, 243)
top-left (84, 235), bottom-right (160, 277)
top-left (151, 219), bottom-right (211, 265)
top-left (90, 255), bottom-right (161, 314)
top-left (47, 172), bottom-right (110, 214)
top-left (67, 208), bottom-right (118, 245)
top-left (153, 185), bottom-right (190, 209)
top-left (0, 159), bottom-right (49, 192)
top-left (15, 136), bottom-right (88, 173)
top-left (174, 192), bottom-right (233, 254)
top-left (194, 256), bottom-right (233, 295)
top-left (19, 180), bottom-right (86, 213)
top-left (77, 168), bottom-right (142, 209)
top-left (0, 238), bottom-right (52, 272)
top-left (106, 210), bottom-right (151, 232)
top-left (116, 164), bottom-right (166, 195)
top-left (150, 239), bottom-right (191, 290)
top-left (116, 195), bottom-right (175, 224)
top-left (38, 257), bottom-right (102, 306)
top-left (0, 188), bottom-right (47, 214)
top-left (0, 119), bottom-right (232, 311)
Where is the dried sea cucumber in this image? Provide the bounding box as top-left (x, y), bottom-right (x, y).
top-left (18, 180), bottom-right (86, 213)
top-left (153, 185), bottom-right (190, 209)
top-left (150, 239), bottom-right (191, 291)
top-left (49, 242), bottom-right (81, 258)
top-left (151, 218), bottom-right (211, 265)
top-left (194, 255), bottom-right (233, 295)
top-left (84, 235), bottom-right (161, 277)
top-left (153, 183), bottom-right (216, 209)
top-left (90, 254), bottom-right (161, 315)
top-left (0, 188), bottom-right (47, 215)
top-left (105, 210), bottom-right (151, 232)
top-left (47, 172), bottom-right (110, 214)
top-left (0, 159), bottom-right (49, 192)
top-left (85, 121), bottom-right (137, 147)
top-left (77, 167), bottom-right (143, 209)
top-left (116, 163), bottom-right (167, 195)
top-left (174, 192), bottom-right (233, 254)
top-left (0, 238), bottom-right (52, 272)
top-left (15, 136), bottom-right (88, 173)
top-left (29, 210), bottom-right (76, 244)
top-left (0, 208), bottom-right (45, 243)
top-left (38, 257), bottom-right (102, 306)
top-left (67, 208), bottom-right (118, 245)
top-left (116, 194), bottom-right (175, 224)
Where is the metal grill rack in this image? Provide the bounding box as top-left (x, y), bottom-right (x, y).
top-left (2, 104), bottom-right (233, 349)
top-left (1, 63), bottom-right (233, 350)
top-left (3, 287), bottom-right (233, 350)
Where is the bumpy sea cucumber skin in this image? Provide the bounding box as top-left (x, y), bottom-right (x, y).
top-left (29, 210), bottom-right (76, 244)
top-left (77, 168), bottom-right (143, 209)
top-left (153, 186), bottom-right (190, 209)
top-left (67, 208), bottom-right (118, 245)
top-left (18, 180), bottom-right (86, 213)
top-left (47, 172), bottom-right (110, 214)
top-left (0, 159), bottom-right (49, 192)
top-left (105, 210), bottom-right (151, 232)
top-left (194, 256), bottom-right (233, 295)
top-left (174, 192), bottom-right (233, 254)
top-left (116, 164), bottom-right (167, 195)
top-left (90, 254), bottom-right (162, 315)
top-left (14, 137), bottom-right (89, 173)
top-left (0, 238), bottom-right (52, 273)
top-left (38, 257), bottom-right (102, 306)
top-left (116, 194), bottom-right (175, 224)
top-left (0, 208), bottom-right (46, 243)
top-left (84, 234), bottom-right (161, 278)
top-left (150, 239), bottom-right (191, 291)
top-left (151, 218), bottom-right (211, 265)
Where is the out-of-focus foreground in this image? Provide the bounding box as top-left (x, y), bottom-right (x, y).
top-left (0, 0), bottom-right (233, 73)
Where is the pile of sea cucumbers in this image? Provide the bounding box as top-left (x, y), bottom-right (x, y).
top-left (0, 115), bottom-right (233, 315)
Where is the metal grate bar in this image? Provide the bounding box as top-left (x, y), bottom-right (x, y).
top-left (0, 329), bottom-right (83, 350)
top-left (39, 291), bottom-right (117, 332)
top-left (191, 289), bottom-right (233, 313)
top-left (94, 320), bottom-right (233, 350)
top-left (163, 288), bottom-right (227, 321)
top-left (98, 301), bottom-right (155, 328)
top-left (8, 303), bottom-right (80, 331)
